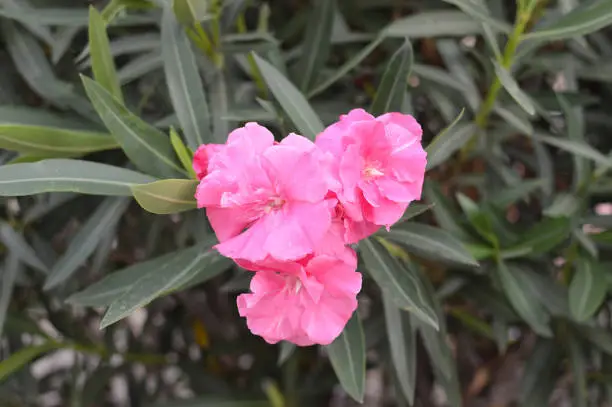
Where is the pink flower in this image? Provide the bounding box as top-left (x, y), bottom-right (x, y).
top-left (315, 109), bottom-right (427, 239)
top-left (194, 123), bottom-right (341, 263)
top-left (237, 249), bottom-right (361, 346)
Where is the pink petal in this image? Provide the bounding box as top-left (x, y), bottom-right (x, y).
top-left (301, 295), bottom-right (358, 345)
top-left (365, 198), bottom-right (407, 226)
top-left (338, 145), bottom-right (363, 202)
top-left (263, 201), bottom-right (332, 261)
top-left (377, 112), bottom-right (423, 141)
top-left (262, 143), bottom-right (328, 202)
top-left (206, 206), bottom-right (251, 242)
top-left (215, 216), bottom-right (271, 262)
top-left (375, 178), bottom-right (416, 202)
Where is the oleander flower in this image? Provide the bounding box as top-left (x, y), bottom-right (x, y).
top-left (315, 108), bottom-right (427, 238)
top-left (194, 123), bottom-right (339, 263)
top-left (236, 248), bottom-right (361, 346)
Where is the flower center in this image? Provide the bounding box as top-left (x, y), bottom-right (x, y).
top-left (264, 196), bottom-right (285, 213)
top-left (279, 273), bottom-right (302, 295)
top-left (363, 161), bottom-right (384, 180)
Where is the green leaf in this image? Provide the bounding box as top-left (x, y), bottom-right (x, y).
top-left (0, 125), bottom-right (118, 157)
top-left (82, 76), bottom-right (185, 178)
top-left (489, 179), bottom-right (544, 208)
top-left (172, 0), bottom-right (210, 24)
top-left (360, 238), bottom-right (438, 329)
top-left (495, 260), bottom-right (552, 337)
top-left (326, 312), bottom-right (365, 403)
top-left (519, 339), bottom-right (560, 407)
top-left (89, 6), bottom-right (123, 103)
top-left (504, 217), bottom-right (571, 255)
top-left (0, 222), bottom-right (48, 274)
top-left (0, 159), bottom-right (155, 197)
top-left (370, 39), bottom-right (413, 116)
top-left (426, 121), bottom-right (475, 171)
top-left (0, 341), bottom-right (58, 382)
top-left (534, 134), bottom-right (612, 168)
top-left (396, 203), bottom-right (433, 224)
top-left (384, 10), bottom-right (484, 38)
top-left (99, 241), bottom-right (230, 328)
top-left (575, 324), bottom-right (612, 356)
top-left (308, 34), bottom-right (383, 98)
top-left (569, 258), bottom-right (607, 321)
top-left (383, 223), bottom-right (478, 267)
top-left (383, 296), bottom-right (416, 405)
top-left (132, 179), bottom-right (198, 215)
top-left (441, 0), bottom-right (511, 32)
top-left (568, 333), bottom-right (588, 407)
top-left (277, 342), bottom-right (296, 366)
top-left (0, 255), bottom-right (22, 336)
top-left (170, 127), bottom-right (197, 178)
top-left (43, 197), bottom-right (130, 291)
top-left (492, 60), bottom-right (536, 116)
top-left (297, 0), bottom-right (335, 92)
top-left (162, 5), bottom-right (210, 149)
top-left (252, 53), bottom-right (324, 140)
top-left (523, 0), bottom-right (612, 42)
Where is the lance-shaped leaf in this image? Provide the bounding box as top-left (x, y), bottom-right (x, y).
top-left (297, 0), bottom-right (335, 92)
top-left (370, 38), bottom-right (413, 116)
top-left (162, 5), bottom-right (210, 149)
top-left (0, 159), bottom-right (155, 197)
top-left (82, 76), bottom-right (185, 178)
top-left (326, 312), bottom-right (365, 403)
top-left (252, 53), bottom-right (324, 140)
top-left (569, 257), bottom-right (607, 321)
top-left (360, 238), bottom-right (438, 329)
top-left (43, 197), bottom-right (130, 290)
top-left (89, 6), bottom-right (123, 103)
top-left (132, 179), bottom-right (198, 214)
top-left (0, 125), bottom-right (118, 157)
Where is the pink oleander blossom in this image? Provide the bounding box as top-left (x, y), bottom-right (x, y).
top-left (236, 249), bottom-right (361, 346)
top-left (315, 108), bottom-right (427, 239)
top-left (194, 123), bottom-right (341, 263)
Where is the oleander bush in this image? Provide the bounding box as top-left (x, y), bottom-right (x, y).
top-left (1, 0), bottom-right (612, 406)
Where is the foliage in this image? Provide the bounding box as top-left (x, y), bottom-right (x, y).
top-left (0, 0), bottom-right (612, 406)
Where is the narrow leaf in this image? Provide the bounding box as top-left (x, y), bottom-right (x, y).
top-left (493, 60), bottom-right (536, 115)
top-left (425, 110), bottom-right (470, 170)
top-left (504, 217), bottom-right (571, 255)
top-left (496, 261), bottom-right (552, 337)
top-left (0, 342), bottom-right (58, 382)
top-left (0, 255), bottom-right (22, 335)
top-left (383, 223), bottom-right (478, 267)
top-left (370, 39), bottom-right (413, 116)
top-left (0, 159), bottom-right (155, 197)
top-left (82, 76), bottom-right (184, 178)
top-left (170, 127), bottom-right (197, 178)
top-left (43, 197), bottom-right (130, 290)
top-left (441, 0), bottom-right (511, 32)
top-left (308, 34), bottom-right (383, 98)
top-left (0, 125), bottom-right (118, 157)
top-left (524, 0), bottom-right (612, 42)
top-left (326, 312), bottom-right (365, 403)
top-left (252, 53), bottom-right (324, 140)
top-left (360, 238), bottom-right (438, 329)
top-left (384, 11), bottom-right (484, 38)
top-left (535, 133), bottom-right (612, 168)
top-left (132, 179), bottom-right (198, 215)
top-left (383, 296), bottom-right (416, 404)
top-left (297, 0), bottom-right (335, 92)
top-left (569, 257), bottom-right (607, 321)
top-left (100, 242), bottom-right (229, 328)
top-left (162, 5), bottom-right (210, 149)
top-left (89, 6), bottom-right (123, 103)
top-left (0, 223), bottom-right (48, 273)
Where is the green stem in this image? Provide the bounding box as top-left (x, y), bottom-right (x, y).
top-left (459, 5), bottom-right (537, 162)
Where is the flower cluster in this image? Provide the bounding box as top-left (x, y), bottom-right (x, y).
top-left (193, 109), bottom-right (427, 346)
